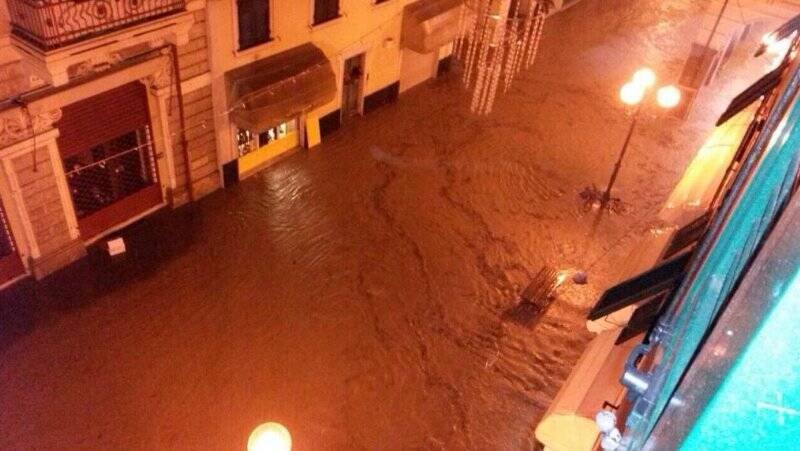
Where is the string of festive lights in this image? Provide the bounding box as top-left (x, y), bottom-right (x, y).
top-left (455, 0), bottom-right (549, 115)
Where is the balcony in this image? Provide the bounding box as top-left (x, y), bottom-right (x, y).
top-left (7, 0), bottom-right (186, 51)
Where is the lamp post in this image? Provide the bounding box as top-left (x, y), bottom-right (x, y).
top-left (599, 68), bottom-right (681, 209)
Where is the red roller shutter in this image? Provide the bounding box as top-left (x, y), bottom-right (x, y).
top-left (57, 82), bottom-right (151, 158)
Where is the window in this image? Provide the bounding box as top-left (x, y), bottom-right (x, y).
top-left (313, 0), bottom-right (339, 26)
top-left (237, 0), bottom-right (270, 50)
top-left (63, 128), bottom-right (158, 219)
top-left (236, 121), bottom-right (297, 157)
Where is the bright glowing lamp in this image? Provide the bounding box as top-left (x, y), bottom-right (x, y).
top-left (632, 67), bottom-right (656, 88)
top-left (762, 32), bottom-right (777, 48)
top-left (248, 422), bottom-right (292, 451)
top-left (656, 85), bottom-right (681, 109)
top-left (620, 81), bottom-right (645, 106)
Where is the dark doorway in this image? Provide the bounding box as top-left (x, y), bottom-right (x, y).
top-left (342, 53), bottom-right (365, 123)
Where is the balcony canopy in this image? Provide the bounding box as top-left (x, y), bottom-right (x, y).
top-left (402, 0), bottom-right (464, 54)
top-left (226, 43), bottom-right (336, 131)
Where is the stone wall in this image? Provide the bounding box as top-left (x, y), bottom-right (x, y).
top-left (169, 9), bottom-right (219, 204)
top-left (9, 147), bottom-right (83, 277)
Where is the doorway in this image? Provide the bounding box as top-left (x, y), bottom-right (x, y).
top-left (342, 53), bottom-right (366, 122)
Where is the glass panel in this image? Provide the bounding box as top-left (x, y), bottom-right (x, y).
top-left (680, 268), bottom-right (800, 449)
top-left (237, 129), bottom-right (255, 157)
top-left (256, 121), bottom-right (295, 147)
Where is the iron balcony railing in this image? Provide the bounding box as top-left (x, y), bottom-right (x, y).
top-left (7, 0), bottom-right (186, 51)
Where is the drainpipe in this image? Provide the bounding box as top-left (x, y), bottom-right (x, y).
top-left (168, 43), bottom-right (195, 202)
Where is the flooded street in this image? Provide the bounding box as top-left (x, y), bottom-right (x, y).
top-left (0, 0), bottom-right (770, 449)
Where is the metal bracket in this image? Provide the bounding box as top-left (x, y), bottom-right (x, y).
top-left (621, 342), bottom-right (653, 397)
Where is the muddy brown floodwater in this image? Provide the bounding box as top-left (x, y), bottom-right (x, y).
top-left (0, 0), bottom-right (776, 449)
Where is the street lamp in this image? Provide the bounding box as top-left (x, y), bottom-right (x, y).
top-left (599, 68), bottom-right (681, 208)
top-left (248, 422), bottom-right (292, 451)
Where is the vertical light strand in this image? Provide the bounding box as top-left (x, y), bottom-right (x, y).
top-left (457, 0), bottom-right (547, 114)
top-left (463, 0), bottom-right (489, 87)
top-left (452, 1), bottom-right (468, 59)
top-left (470, 21), bottom-right (493, 111)
top-left (526, 5), bottom-right (547, 68)
top-left (482, 2), bottom-right (509, 114)
top-left (503, 0), bottom-right (522, 93)
top-left (519, 2), bottom-right (540, 69)
top-left (512, 2), bottom-right (530, 78)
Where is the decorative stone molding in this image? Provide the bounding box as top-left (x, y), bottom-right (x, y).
top-left (144, 51), bottom-right (175, 91)
top-left (0, 108), bottom-right (63, 148)
top-left (0, 63), bottom-right (32, 101)
top-left (69, 60), bottom-right (96, 79)
top-left (9, 8), bottom-right (196, 87)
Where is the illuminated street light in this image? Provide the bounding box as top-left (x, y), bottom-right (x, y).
top-left (248, 422), bottom-right (292, 451)
top-left (656, 85), bottom-right (682, 109)
top-left (762, 32), bottom-right (778, 50)
top-left (597, 69), bottom-right (681, 209)
top-left (632, 67), bottom-right (656, 88)
top-left (620, 81), bottom-right (645, 106)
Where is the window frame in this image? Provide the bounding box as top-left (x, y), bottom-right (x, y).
top-left (234, 0), bottom-right (274, 52)
top-left (310, 0), bottom-right (341, 28)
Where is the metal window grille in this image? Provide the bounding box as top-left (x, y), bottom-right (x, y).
top-left (63, 126), bottom-right (158, 219)
top-left (0, 203), bottom-right (17, 258)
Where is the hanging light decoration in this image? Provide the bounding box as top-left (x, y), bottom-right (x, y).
top-left (454, 0), bottom-right (550, 115)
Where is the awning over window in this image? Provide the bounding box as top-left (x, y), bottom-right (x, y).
top-left (402, 0), bottom-right (464, 54)
top-left (226, 43), bottom-right (336, 131)
top-left (587, 251), bottom-right (693, 321)
top-left (716, 63), bottom-right (783, 126)
top-left (755, 12), bottom-right (800, 56)
top-left (57, 82), bottom-right (151, 159)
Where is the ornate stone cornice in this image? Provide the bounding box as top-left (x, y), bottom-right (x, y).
top-left (0, 63), bottom-right (32, 101)
top-left (0, 108), bottom-right (63, 148)
top-left (144, 51), bottom-right (175, 92)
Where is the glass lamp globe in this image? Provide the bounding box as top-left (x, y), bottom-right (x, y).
top-left (620, 81), bottom-right (645, 106)
top-left (248, 422), bottom-right (292, 451)
top-left (656, 85), bottom-right (681, 109)
top-left (632, 68), bottom-right (656, 88)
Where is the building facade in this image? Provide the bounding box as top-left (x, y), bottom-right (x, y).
top-left (206, 0), bottom-right (471, 182)
top-left (0, 0), bottom-right (219, 286)
top-left (0, 0), bottom-right (571, 286)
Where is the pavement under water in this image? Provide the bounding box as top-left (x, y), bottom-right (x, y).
top-left (0, 0), bottom-right (779, 449)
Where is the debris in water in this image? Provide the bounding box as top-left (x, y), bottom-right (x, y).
top-left (572, 270), bottom-right (588, 284)
top-left (503, 266), bottom-right (561, 327)
top-left (106, 237), bottom-right (126, 256)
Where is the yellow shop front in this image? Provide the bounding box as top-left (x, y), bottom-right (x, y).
top-left (226, 43), bottom-right (337, 178)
